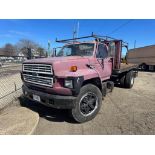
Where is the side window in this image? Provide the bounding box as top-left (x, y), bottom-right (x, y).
top-left (108, 42), bottom-right (115, 57)
top-left (96, 44), bottom-right (108, 58)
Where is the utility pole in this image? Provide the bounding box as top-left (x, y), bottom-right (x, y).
top-left (73, 24), bottom-right (76, 41)
top-left (134, 40), bottom-right (136, 49)
top-left (27, 48), bottom-right (32, 59)
top-left (73, 21), bottom-right (80, 42)
top-left (48, 40), bottom-right (51, 57)
top-left (76, 21), bottom-right (79, 38)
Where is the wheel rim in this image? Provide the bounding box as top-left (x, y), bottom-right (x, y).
top-left (79, 92), bottom-right (98, 116)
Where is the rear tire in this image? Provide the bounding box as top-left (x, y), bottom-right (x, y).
top-left (124, 70), bottom-right (134, 88)
top-left (120, 75), bottom-right (125, 88)
top-left (70, 84), bottom-right (102, 123)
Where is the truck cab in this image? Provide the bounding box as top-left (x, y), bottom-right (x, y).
top-left (54, 41), bottom-right (112, 80)
top-left (21, 34), bottom-right (138, 123)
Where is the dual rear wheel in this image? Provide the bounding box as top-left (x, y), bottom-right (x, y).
top-left (120, 70), bottom-right (134, 88)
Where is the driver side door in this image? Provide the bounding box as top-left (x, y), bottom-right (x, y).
top-left (94, 43), bottom-right (112, 80)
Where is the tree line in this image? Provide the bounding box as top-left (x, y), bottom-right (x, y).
top-left (0, 39), bottom-right (48, 57)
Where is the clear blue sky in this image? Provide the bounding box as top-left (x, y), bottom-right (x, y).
top-left (0, 19), bottom-right (155, 54)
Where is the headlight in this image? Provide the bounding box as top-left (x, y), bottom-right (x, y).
top-left (64, 79), bottom-right (73, 88)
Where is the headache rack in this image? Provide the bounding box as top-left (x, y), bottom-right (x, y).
top-left (55, 32), bottom-right (128, 48)
top-left (56, 33), bottom-right (129, 70)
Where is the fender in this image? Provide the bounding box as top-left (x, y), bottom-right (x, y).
top-left (60, 68), bottom-right (103, 96)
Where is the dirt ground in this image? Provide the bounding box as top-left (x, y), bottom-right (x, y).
top-left (20, 72), bottom-right (155, 135)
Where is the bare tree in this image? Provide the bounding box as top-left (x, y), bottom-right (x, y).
top-left (3, 43), bottom-right (16, 56)
top-left (16, 39), bottom-right (39, 58)
top-left (17, 39), bottom-right (38, 49)
top-left (15, 39), bottom-right (47, 59)
top-left (37, 47), bottom-right (46, 57)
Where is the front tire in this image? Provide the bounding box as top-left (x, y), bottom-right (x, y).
top-left (70, 84), bottom-right (102, 123)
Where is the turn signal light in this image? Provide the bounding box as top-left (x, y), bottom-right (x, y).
top-left (70, 66), bottom-right (77, 72)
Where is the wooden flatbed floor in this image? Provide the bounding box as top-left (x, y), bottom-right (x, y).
top-left (112, 63), bottom-right (138, 74)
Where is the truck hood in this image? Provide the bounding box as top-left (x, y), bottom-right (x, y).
top-left (24, 56), bottom-right (88, 64)
top-left (24, 56), bottom-right (91, 77)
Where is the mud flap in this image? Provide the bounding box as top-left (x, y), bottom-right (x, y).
top-left (102, 81), bottom-right (114, 97)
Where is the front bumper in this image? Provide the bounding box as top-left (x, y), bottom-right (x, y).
top-left (22, 85), bottom-right (76, 109)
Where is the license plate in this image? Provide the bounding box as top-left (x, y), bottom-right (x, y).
top-left (33, 94), bottom-right (41, 102)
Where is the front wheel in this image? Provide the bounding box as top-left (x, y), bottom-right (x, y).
top-left (70, 84), bottom-right (102, 123)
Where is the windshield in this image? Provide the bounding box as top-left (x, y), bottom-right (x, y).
top-left (56, 43), bottom-right (94, 57)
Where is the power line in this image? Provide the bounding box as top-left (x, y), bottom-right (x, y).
top-left (108, 19), bottom-right (134, 35)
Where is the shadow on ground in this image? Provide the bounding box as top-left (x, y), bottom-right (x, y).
top-left (19, 96), bottom-right (77, 124)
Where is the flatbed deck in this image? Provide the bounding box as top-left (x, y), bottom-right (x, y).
top-left (112, 63), bottom-right (138, 75)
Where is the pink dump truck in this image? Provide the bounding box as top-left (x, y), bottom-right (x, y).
top-left (21, 34), bottom-right (138, 123)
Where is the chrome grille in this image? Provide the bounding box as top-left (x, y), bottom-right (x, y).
top-left (23, 64), bottom-right (52, 74)
top-left (23, 64), bottom-right (53, 87)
